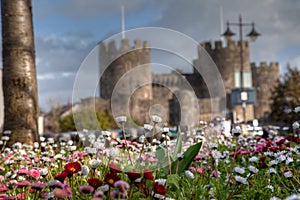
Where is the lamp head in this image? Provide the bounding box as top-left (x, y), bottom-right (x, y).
top-left (222, 22), bottom-right (235, 40)
top-left (247, 22), bottom-right (260, 42)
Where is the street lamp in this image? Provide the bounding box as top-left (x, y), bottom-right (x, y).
top-left (222, 15), bottom-right (260, 124)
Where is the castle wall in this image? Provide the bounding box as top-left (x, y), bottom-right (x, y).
top-left (98, 37), bottom-right (279, 127)
top-left (251, 62), bottom-right (280, 119)
top-left (184, 73), bottom-right (209, 98)
top-left (198, 97), bottom-right (224, 122)
top-left (99, 39), bottom-right (152, 101)
top-left (194, 39), bottom-right (254, 122)
top-left (198, 40), bottom-right (250, 93)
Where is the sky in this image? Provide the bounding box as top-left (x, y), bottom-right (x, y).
top-left (1, 0), bottom-right (300, 112)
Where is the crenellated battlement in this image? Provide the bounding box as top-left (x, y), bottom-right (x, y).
top-left (100, 38), bottom-right (150, 57)
top-left (99, 38), bottom-right (152, 101)
top-left (251, 61), bottom-right (279, 72)
top-left (200, 40), bottom-right (249, 52)
top-left (98, 35), bottom-right (280, 124)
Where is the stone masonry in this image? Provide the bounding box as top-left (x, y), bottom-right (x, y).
top-left (98, 38), bottom-right (280, 127)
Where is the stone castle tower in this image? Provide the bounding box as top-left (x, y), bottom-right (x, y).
top-left (99, 38), bottom-right (152, 118)
top-left (251, 62), bottom-right (280, 119)
top-left (99, 38), bottom-right (152, 100)
top-left (98, 37), bottom-right (279, 126)
top-left (194, 39), bottom-right (280, 123)
top-left (194, 39), bottom-right (255, 122)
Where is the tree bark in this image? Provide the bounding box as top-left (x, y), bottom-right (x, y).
top-left (1, 0), bottom-right (40, 146)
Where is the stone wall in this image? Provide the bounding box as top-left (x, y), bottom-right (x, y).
top-left (98, 38), bottom-right (279, 126)
top-left (251, 62), bottom-right (280, 119)
top-left (196, 39), bottom-right (255, 122)
top-left (99, 39), bottom-right (152, 101)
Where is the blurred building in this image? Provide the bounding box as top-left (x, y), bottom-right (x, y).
top-left (98, 37), bottom-right (280, 127)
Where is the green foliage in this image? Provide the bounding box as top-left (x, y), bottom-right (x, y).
top-left (59, 113), bottom-right (76, 132)
top-left (59, 108), bottom-right (116, 132)
top-left (156, 128), bottom-right (183, 169)
top-left (170, 142), bottom-right (202, 174)
top-left (172, 127), bottom-right (183, 160)
top-left (157, 128), bottom-right (202, 176)
top-left (155, 145), bottom-right (168, 167)
top-left (97, 109), bottom-right (117, 129)
top-left (270, 65), bottom-right (300, 125)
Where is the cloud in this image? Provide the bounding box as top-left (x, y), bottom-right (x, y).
top-left (3, 0), bottom-right (300, 111)
top-left (146, 0), bottom-right (300, 67)
top-left (35, 33), bottom-right (96, 73)
top-left (291, 56), bottom-right (300, 70)
top-left (58, 0), bottom-right (163, 16)
top-left (34, 32), bottom-right (98, 110)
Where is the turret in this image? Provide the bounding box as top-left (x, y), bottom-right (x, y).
top-left (99, 38), bottom-right (152, 101)
top-left (251, 61), bottom-right (280, 119)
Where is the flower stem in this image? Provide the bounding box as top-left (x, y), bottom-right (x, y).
top-left (225, 138), bottom-right (239, 189)
top-left (139, 132), bottom-right (147, 160)
top-left (165, 137), bottom-right (172, 175)
top-left (192, 176), bottom-right (198, 200)
top-left (122, 124), bottom-right (133, 165)
top-left (128, 182), bottom-right (134, 199)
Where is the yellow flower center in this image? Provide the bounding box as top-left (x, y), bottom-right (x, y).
top-left (108, 179), bottom-right (114, 185)
top-left (70, 167), bottom-right (76, 172)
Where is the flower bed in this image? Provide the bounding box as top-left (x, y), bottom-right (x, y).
top-left (0, 124), bottom-right (300, 199)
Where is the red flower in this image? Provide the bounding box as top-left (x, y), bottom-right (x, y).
top-left (259, 162), bottom-right (267, 169)
top-left (87, 178), bottom-right (103, 189)
top-left (276, 139), bottom-right (286, 145)
top-left (64, 162), bottom-right (81, 175)
top-left (108, 163), bottom-right (122, 173)
top-left (0, 184), bottom-right (9, 192)
top-left (55, 171), bottom-right (68, 182)
top-left (17, 168), bottom-right (29, 176)
top-left (153, 182), bottom-right (167, 195)
top-left (126, 171), bottom-right (141, 181)
top-left (104, 172), bottom-right (120, 187)
top-left (16, 193), bottom-right (26, 199)
top-left (260, 156), bottom-right (266, 162)
top-left (196, 168), bottom-right (205, 175)
top-left (29, 169), bottom-right (41, 180)
top-left (143, 169), bottom-right (154, 181)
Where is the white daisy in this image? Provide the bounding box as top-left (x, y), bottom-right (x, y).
top-left (234, 166), bottom-right (245, 174)
top-left (269, 160), bottom-right (278, 166)
top-left (284, 171), bottom-right (293, 178)
top-left (234, 175), bottom-right (248, 184)
top-left (267, 168), bottom-right (277, 174)
top-left (249, 156), bottom-right (259, 162)
top-left (248, 165), bottom-right (259, 174)
top-left (185, 170), bottom-right (194, 179)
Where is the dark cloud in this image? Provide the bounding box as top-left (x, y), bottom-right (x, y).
top-left (2, 0), bottom-right (300, 110)
top-left (54, 0), bottom-right (160, 17)
top-left (35, 33), bottom-right (97, 74)
top-left (146, 0), bottom-right (300, 62)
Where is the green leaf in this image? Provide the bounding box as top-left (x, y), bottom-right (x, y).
top-left (166, 174), bottom-right (185, 199)
top-left (166, 174), bottom-right (181, 191)
top-left (171, 142), bottom-right (202, 174)
top-left (172, 127), bottom-right (183, 159)
top-left (156, 145), bottom-right (168, 166)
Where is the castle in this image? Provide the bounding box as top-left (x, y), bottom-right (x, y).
top-left (98, 37), bottom-right (280, 128)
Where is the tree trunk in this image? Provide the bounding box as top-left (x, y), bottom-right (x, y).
top-left (1, 0), bottom-right (40, 146)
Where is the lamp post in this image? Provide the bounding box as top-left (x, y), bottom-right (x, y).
top-left (223, 15), bottom-right (260, 124)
